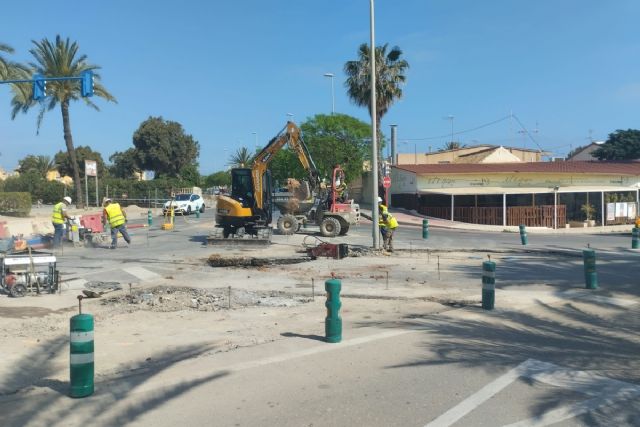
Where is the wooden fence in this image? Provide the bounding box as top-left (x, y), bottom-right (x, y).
top-left (419, 205), bottom-right (566, 227)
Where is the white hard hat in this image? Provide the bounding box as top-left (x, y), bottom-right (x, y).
top-left (63, 196), bottom-right (72, 204)
top-left (103, 197), bottom-right (112, 206)
top-left (377, 197), bottom-right (383, 203)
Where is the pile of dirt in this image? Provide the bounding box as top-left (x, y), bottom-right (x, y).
top-left (99, 286), bottom-right (311, 313)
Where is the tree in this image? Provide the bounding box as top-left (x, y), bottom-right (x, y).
top-left (133, 116), bottom-right (200, 178)
top-left (54, 146), bottom-right (107, 178)
top-left (592, 129), bottom-right (640, 160)
top-left (0, 43), bottom-right (24, 79)
top-left (204, 171), bottom-right (231, 187)
top-left (10, 35), bottom-right (117, 208)
top-left (443, 141), bottom-right (465, 151)
top-left (227, 147), bottom-right (254, 168)
top-left (344, 43), bottom-right (409, 139)
top-left (109, 148), bottom-right (140, 179)
top-left (301, 114), bottom-right (371, 183)
top-left (17, 154), bottom-right (56, 177)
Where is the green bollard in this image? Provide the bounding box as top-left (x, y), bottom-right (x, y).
top-left (147, 209), bottom-right (153, 226)
top-left (70, 296), bottom-right (94, 398)
top-left (519, 224), bottom-right (528, 245)
top-left (325, 278), bottom-right (342, 343)
top-left (482, 260), bottom-right (496, 310)
top-left (422, 218), bottom-right (429, 239)
top-left (632, 228), bottom-right (639, 249)
top-left (582, 249), bottom-right (598, 289)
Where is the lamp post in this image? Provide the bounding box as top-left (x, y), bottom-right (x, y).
top-left (369, 0), bottom-right (380, 249)
top-left (323, 73), bottom-right (335, 114)
top-left (252, 132), bottom-right (258, 150)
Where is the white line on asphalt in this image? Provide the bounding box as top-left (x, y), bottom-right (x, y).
top-left (123, 266), bottom-right (161, 281)
top-left (425, 358), bottom-right (640, 427)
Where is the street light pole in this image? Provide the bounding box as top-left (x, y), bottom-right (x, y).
top-left (445, 115), bottom-right (455, 144)
top-left (324, 73), bottom-right (335, 114)
top-left (370, 0), bottom-right (380, 249)
top-left (252, 132), bottom-right (258, 150)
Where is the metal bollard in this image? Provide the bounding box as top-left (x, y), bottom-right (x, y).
top-left (632, 227), bottom-right (639, 249)
top-left (147, 209), bottom-right (153, 226)
top-left (325, 278), bottom-right (342, 343)
top-left (422, 218), bottom-right (429, 239)
top-left (519, 224), bottom-right (528, 245)
top-left (70, 295), bottom-right (94, 398)
top-left (482, 259), bottom-right (496, 310)
top-left (582, 249), bottom-right (598, 289)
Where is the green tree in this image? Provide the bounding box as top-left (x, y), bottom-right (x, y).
top-left (0, 43), bottom-right (24, 79)
top-left (108, 148), bottom-right (140, 179)
top-left (300, 114), bottom-right (371, 183)
top-left (10, 35), bottom-right (116, 208)
top-left (133, 116), bottom-right (200, 178)
top-left (17, 154), bottom-right (56, 177)
top-left (443, 141), bottom-right (465, 151)
top-left (344, 43), bottom-right (409, 138)
top-left (268, 149), bottom-right (308, 183)
top-left (203, 171), bottom-right (231, 187)
top-left (54, 145), bottom-right (107, 178)
top-left (592, 129), bottom-right (640, 160)
top-left (228, 146), bottom-right (254, 168)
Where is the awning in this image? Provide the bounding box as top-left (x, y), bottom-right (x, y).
top-left (419, 185), bottom-right (638, 196)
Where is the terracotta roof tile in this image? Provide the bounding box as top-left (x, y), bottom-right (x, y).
top-left (394, 161), bottom-right (640, 175)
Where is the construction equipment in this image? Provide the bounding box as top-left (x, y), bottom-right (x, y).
top-left (1, 252), bottom-right (58, 297)
top-left (275, 165), bottom-right (360, 237)
top-left (210, 122), bottom-right (359, 244)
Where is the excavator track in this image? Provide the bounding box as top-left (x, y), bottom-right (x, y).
top-left (207, 226), bottom-right (272, 246)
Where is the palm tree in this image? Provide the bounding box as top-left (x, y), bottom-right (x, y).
top-left (10, 35), bottom-right (116, 208)
top-left (0, 43), bottom-right (15, 78)
top-left (228, 147), bottom-right (254, 168)
top-left (444, 141), bottom-right (464, 150)
top-left (344, 43), bottom-right (409, 138)
top-left (34, 155), bottom-right (56, 177)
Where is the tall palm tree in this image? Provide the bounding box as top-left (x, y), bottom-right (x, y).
top-left (228, 147), bottom-right (254, 168)
top-left (344, 43), bottom-right (409, 138)
top-left (0, 43), bottom-right (15, 78)
top-left (34, 155), bottom-right (56, 177)
top-left (10, 35), bottom-right (116, 207)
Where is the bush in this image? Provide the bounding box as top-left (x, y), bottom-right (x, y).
top-left (0, 192), bottom-right (32, 217)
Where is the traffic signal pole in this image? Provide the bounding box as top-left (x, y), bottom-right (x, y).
top-left (0, 70), bottom-right (94, 100)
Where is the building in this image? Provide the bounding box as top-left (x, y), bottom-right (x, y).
top-left (390, 161), bottom-right (640, 228)
top-left (396, 145), bottom-right (544, 165)
top-left (566, 142), bottom-right (604, 161)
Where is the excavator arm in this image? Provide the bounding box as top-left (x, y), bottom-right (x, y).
top-left (252, 121), bottom-right (320, 210)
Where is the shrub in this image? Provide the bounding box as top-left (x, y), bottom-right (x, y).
top-left (0, 192), bottom-right (32, 217)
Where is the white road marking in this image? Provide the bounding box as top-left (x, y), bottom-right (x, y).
top-left (425, 358), bottom-right (640, 427)
top-left (122, 266), bottom-right (161, 281)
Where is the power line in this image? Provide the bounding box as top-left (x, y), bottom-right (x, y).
top-left (405, 115), bottom-right (512, 141)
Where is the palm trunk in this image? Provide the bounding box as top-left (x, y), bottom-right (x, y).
top-left (61, 100), bottom-right (84, 208)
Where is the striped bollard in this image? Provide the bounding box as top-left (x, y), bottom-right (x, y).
top-left (482, 259), bottom-right (496, 310)
top-left (422, 218), bottom-right (429, 239)
top-left (325, 278), bottom-right (342, 343)
top-left (147, 209), bottom-right (153, 226)
top-left (519, 224), bottom-right (528, 245)
top-left (632, 227), bottom-right (639, 249)
top-left (70, 296), bottom-right (94, 398)
top-left (582, 249), bottom-right (598, 289)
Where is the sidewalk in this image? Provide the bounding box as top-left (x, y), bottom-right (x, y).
top-left (360, 205), bottom-right (633, 234)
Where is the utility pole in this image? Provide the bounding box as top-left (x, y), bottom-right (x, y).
top-left (370, 0), bottom-right (380, 249)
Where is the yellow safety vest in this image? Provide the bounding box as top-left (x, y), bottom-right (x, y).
top-left (380, 212), bottom-right (398, 229)
top-left (105, 203), bottom-right (126, 228)
top-left (52, 202), bottom-right (65, 224)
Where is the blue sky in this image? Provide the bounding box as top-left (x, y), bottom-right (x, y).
top-left (1, 0), bottom-right (639, 174)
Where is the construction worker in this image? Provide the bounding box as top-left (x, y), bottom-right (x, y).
top-left (378, 197), bottom-right (398, 251)
top-left (52, 196), bottom-right (72, 248)
top-left (102, 198), bottom-right (131, 249)
top-left (635, 216), bottom-right (640, 229)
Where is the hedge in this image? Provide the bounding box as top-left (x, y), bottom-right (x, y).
top-left (0, 192), bottom-right (32, 217)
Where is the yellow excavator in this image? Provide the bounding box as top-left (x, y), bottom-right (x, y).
top-left (209, 122), bottom-right (320, 243)
top-left (210, 121), bottom-right (359, 244)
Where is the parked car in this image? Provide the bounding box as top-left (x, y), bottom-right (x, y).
top-left (163, 193), bottom-right (205, 215)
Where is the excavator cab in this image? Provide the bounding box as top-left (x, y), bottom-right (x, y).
top-left (231, 168), bottom-right (255, 209)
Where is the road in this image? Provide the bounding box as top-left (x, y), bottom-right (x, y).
top-left (2, 209), bottom-right (639, 426)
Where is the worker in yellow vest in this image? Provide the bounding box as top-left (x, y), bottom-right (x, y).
top-left (377, 197), bottom-right (398, 252)
top-left (102, 198), bottom-right (131, 249)
top-left (52, 196), bottom-right (72, 248)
